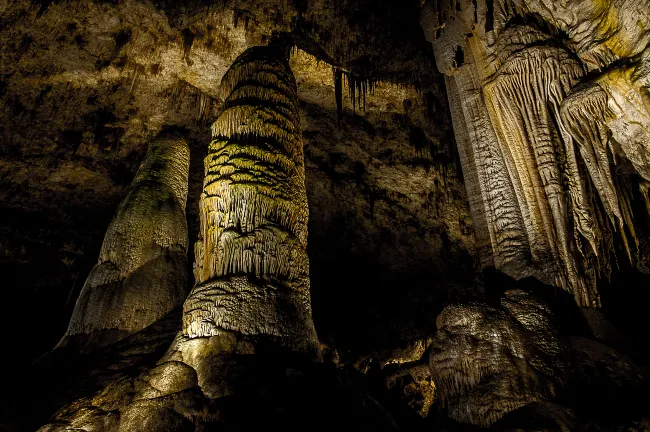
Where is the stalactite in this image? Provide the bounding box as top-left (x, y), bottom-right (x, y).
top-left (57, 132), bottom-right (191, 351)
top-left (560, 84), bottom-right (633, 259)
top-left (342, 71), bottom-right (376, 112)
top-left (334, 66), bottom-right (343, 122)
top-left (559, 62), bottom-right (650, 267)
top-left (172, 80), bottom-right (217, 127)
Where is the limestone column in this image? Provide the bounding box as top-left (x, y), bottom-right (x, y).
top-left (155, 42), bottom-right (320, 400)
top-left (57, 131), bottom-right (191, 351)
top-left (420, 1), bottom-right (529, 275)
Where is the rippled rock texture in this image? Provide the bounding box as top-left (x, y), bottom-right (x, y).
top-left (421, 0), bottom-right (650, 306)
top-left (430, 289), bottom-right (569, 427)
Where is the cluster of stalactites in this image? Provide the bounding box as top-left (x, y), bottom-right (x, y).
top-left (482, 25), bottom-right (643, 306)
top-left (331, 67), bottom-right (377, 121)
top-left (171, 80), bottom-right (217, 128)
top-left (560, 80), bottom-right (639, 263)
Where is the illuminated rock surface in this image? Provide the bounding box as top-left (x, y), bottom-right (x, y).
top-left (57, 132), bottom-right (191, 350)
top-left (430, 289), bottom-right (570, 426)
top-left (421, 0), bottom-right (650, 306)
top-left (1, 0), bottom-right (649, 430)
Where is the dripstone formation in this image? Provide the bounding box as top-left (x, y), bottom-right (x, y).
top-left (1, 1), bottom-right (650, 431)
top-left (58, 132), bottom-right (191, 351)
top-left (149, 42), bottom-right (321, 402)
top-left (189, 42), bottom-right (320, 358)
top-left (420, 0), bottom-right (650, 307)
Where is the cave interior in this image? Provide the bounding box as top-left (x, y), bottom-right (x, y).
top-left (1, 0), bottom-right (650, 430)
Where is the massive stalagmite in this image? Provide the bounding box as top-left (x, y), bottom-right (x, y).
top-left (39, 42), bottom-right (321, 431)
top-left (184, 41), bottom-right (320, 360)
top-left (57, 132), bottom-right (191, 350)
top-left (130, 40), bottom-right (320, 405)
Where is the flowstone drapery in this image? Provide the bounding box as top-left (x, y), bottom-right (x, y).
top-left (483, 35), bottom-right (590, 304)
top-left (420, 0), bottom-right (650, 426)
top-left (57, 132), bottom-right (191, 350)
top-left (420, 0), bottom-right (650, 307)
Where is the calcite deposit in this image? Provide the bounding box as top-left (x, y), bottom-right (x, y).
top-left (1, 0), bottom-right (649, 431)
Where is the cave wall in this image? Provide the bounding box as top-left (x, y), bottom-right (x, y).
top-left (6, 0), bottom-right (649, 429)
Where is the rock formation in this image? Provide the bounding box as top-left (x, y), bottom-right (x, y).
top-left (1, 1), bottom-right (649, 431)
top-left (57, 132), bottom-right (191, 350)
top-left (38, 40), bottom-right (323, 431)
top-left (152, 40), bottom-right (321, 402)
top-left (188, 42), bottom-right (319, 357)
top-left (429, 289), bottom-right (569, 427)
top-left (429, 283), bottom-right (649, 428)
top-left (420, 0), bottom-right (650, 307)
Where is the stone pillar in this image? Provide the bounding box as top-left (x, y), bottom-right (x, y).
top-left (58, 131), bottom-right (190, 350)
top-left (155, 42), bottom-right (320, 400)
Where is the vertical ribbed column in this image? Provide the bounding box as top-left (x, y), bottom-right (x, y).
top-left (173, 44), bottom-right (319, 394)
top-left (58, 132), bottom-right (190, 350)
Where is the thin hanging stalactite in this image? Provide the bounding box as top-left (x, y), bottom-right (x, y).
top-left (334, 66), bottom-right (343, 123)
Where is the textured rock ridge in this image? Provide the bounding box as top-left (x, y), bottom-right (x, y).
top-left (420, 0), bottom-right (650, 306)
top-left (483, 37), bottom-right (589, 303)
top-left (57, 132), bottom-right (191, 350)
top-left (429, 290), bottom-right (569, 427)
